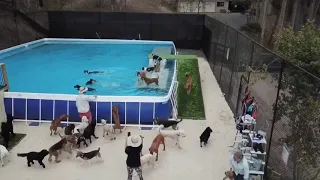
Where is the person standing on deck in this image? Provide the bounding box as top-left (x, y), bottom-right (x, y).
top-left (76, 87), bottom-right (97, 124)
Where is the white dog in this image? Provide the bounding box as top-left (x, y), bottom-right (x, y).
top-left (101, 119), bottom-right (115, 140)
top-left (0, 145), bottom-right (9, 167)
top-left (133, 153), bottom-right (156, 177)
top-left (159, 125), bottom-right (186, 149)
top-left (74, 116), bottom-right (89, 134)
top-left (141, 153), bottom-right (156, 168)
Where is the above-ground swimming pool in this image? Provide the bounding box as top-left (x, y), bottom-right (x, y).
top-left (0, 38), bottom-right (178, 126)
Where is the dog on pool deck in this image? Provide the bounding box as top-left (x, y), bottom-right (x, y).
top-left (82, 122), bottom-right (99, 144)
top-left (50, 114), bottom-right (68, 135)
top-left (199, 127), bottom-right (213, 147)
top-left (112, 105), bottom-right (124, 133)
top-left (74, 116), bottom-right (90, 134)
top-left (58, 133), bottom-right (78, 149)
top-left (101, 119), bottom-right (116, 140)
top-left (76, 147), bottom-right (102, 166)
top-left (184, 72), bottom-right (192, 95)
top-left (159, 125), bottom-right (186, 149)
top-left (223, 170), bottom-right (234, 180)
top-left (48, 138), bottom-right (68, 163)
top-left (149, 134), bottom-right (165, 161)
top-left (137, 71), bottom-right (159, 86)
top-left (17, 149), bottom-right (49, 168)
top-left (154, 117), bottom-right (183, 130)
top-left (1, 122), bottom-right (10, 148)
top-left (64, 124), bottom-right (76, 135)
top-left (6, 114), bottom-right (15, 137)
top-left (0, 145), bottom-right (9, 167)
top-left (141, 153), bottom-right (156, 168)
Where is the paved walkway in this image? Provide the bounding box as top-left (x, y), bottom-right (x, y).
top-left (0, 51), bottom-right (236, 180)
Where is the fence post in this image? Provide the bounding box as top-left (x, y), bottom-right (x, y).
top-left (264, 59), bottom-right (285, 178)
top-left (226, 32), bottom-right (239, 99)
top-left (235, 74), bottom-right (244, 116)
top-left (218, 26), bottom-right (229, 83)
top-left (14, 12), bottom-right (20, 44)
top-left (247, 42), bottom-right (255, 81)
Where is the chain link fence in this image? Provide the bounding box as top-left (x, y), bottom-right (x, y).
top-left (203, 15), bottom-right (320, 180)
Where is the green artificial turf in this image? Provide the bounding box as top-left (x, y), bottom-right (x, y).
top-left (177, 57), bottom-right (205, 120)
top-left (0, 133), bottom-right (26, 151)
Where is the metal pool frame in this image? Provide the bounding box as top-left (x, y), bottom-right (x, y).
top-left (0, 38), bottom-right (178, 129)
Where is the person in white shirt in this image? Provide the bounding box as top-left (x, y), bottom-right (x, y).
top-left (76, 87), bottom-right (97, 124)
top-left (228, 152), bottom-right (250, 180)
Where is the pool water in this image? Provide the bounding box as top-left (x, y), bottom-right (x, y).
top-left (1, 42), bottom-right (175, 96)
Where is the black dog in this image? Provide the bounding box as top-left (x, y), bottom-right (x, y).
top-left (86, 79), bottom-right (97, 85)
top-left (6, 114), bottom-right (15, 136)
top-left (199, 127), bottom-right (213, 147)
top-left (64, 124), bottom-right (75, 135)
top-left (74, 85), bottom-right (96, 92)
top-left (84, 70), bottom-right (104, 74)
top-left (154, 117), bottom-right (183, 130)
top-left (1, 122), bottom-right (10, 148)
top-left (17, 149), bottom-right (49, 168)
top-left (142, 67), bottom-right (155, 72)
top-left (75, 133), bottom-right (88, 148)
top-left (151, 54), bottom-right (163, 62)
top-left (83, 123), bottom-right (98, 143)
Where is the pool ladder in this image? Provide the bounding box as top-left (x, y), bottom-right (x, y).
top-left (96, 32), bottom-right (101, 39)
top-left (138, 34), bottom-right (141, 40)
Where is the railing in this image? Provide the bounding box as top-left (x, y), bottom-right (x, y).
top-left (11, 81), bottom-right (179, 129)
top-left (0, 63), bottom-right (9, 91)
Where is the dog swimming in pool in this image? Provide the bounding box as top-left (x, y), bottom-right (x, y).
top-left (86, 79), bottom-right (97, 85)
top-left (74, 85), bottom-right (96, 92)
top-left (84, 70), bottom-right (104, 74)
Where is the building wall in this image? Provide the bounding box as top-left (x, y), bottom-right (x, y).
top-left (215, 1), bottom-right (229, 12)
top-left (178, 0), bottom-right (229, 13)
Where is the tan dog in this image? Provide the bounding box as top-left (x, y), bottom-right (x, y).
top-left (48, 138), bottom-right (68, 163)
top-left (58, 133), bottom-right (77, 149)
top-left (184, 72), bottom-right (192, 95)
top-left (50, 114), bottom-right (68, 135)
top-left (138, 72), bottom-right (159, 85)
top-left (149, 134), bottom-right (165, 161)
top-left (223, 170), bottom-right (234, 180)
top-left (112, 105), bottom-right (123, 133)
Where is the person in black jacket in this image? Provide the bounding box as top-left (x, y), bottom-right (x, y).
top-left (125, 135), bottom-right (143, 180)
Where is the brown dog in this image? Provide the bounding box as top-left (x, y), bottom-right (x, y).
top-left (50, 114), bottom-right (68, 135)
top-left (138, 72), bottom-right (159, 85)
top-left (58, 133), bottom-right (77, 149)
top-left (223, 170), bottom-right (234, 180)
top-left (48, 138), bottom-right (68, 163)
top-left (112, 105), bottom-right (123, 133)
top-left (184, 72), bottom-right (192, 95)
top-left (149, 134), bottom-right (165, 161)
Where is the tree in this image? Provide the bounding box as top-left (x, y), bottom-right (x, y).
top-left (259, 0), bottom-right (268, 44)
top-left (196, 0), bottom-right (208, 13)
top-left (291, 0), bottom-right (300, 27)
top-left (273, 0), bottom-right (288, 51)
top-left (275, 21), bottom-right (320, 180)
